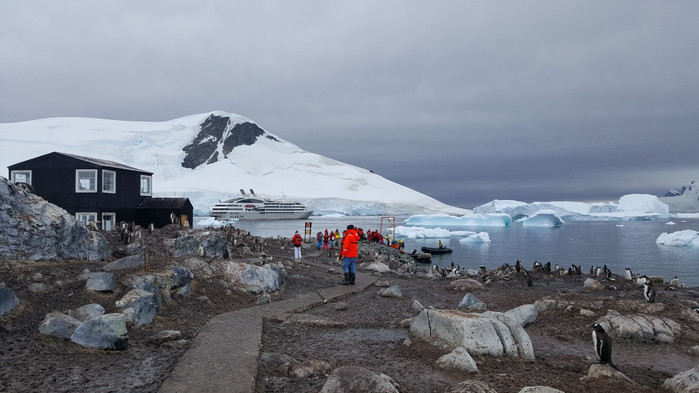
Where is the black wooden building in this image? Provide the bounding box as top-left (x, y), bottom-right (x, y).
top-left (7, 152), bottom-right (193, 230)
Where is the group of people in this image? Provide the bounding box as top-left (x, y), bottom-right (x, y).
top-left (291, 224), bottom-right (363, 286)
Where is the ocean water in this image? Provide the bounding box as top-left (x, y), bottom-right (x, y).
top-left (201, 215), bottom-right (699, 287)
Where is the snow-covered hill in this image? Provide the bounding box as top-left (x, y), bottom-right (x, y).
top-left (0, 111), bottom-right (469, 216)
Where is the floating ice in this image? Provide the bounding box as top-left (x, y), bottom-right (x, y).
top-left (520, 210), bottom-right (564, 227)
top-left (656, 230), bottom-right (699, 247)
top-left (459, 232), bottom-right (491, 244)
top-left (405, 213), bottom-right (512, 227)
top-left (394, 226), bottom-right (476, 239)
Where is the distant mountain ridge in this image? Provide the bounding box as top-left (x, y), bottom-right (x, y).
top-left (660, 180), bottom-right (699, 213)
top-left (0, 111), bottom-right (469, 217)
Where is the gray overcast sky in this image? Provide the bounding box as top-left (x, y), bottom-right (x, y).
top-left (1, 1), bottom-right (697, 209)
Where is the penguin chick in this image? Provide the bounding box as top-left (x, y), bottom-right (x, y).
top-left (591, 323), bottom-right (618, 370)
top-left (643, 282), bottom-right (656, 303)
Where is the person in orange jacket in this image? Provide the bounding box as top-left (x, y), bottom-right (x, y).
top-left (292, 230), bottom-right (303, 259)
top-left (338, 224), bottom-right (359, 285)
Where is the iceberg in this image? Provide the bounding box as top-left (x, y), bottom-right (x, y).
top-left (656, 230), bottom-right (699, 247)
top-left (394, 226), bottom-right (476, 239)
top-left (405, 213), bottom-right (512, 227)
top-left (459, 232), bottom-right (491, 244)
top-left (520, 210), bottom-right (564, 227)
top-left (472, 194), bottom-right (670, 222)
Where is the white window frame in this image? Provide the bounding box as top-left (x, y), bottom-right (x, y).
top-left (75, 169), bottom-right (98, 193)
top-left (11, 170), bottom-right (32, 185)
top-left (102, 212), bottom-right (116, 231)
top-left (140, 175), bottom-right (152, 196)
top-left (102, 170), bottom-right (116, 194)
top-left (76, 212), bottom-right (98, 226)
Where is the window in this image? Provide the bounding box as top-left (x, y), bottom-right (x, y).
top-left (140, 175), bottom-right (152, 196)
top-left (76, 212), bottom-right (97, 226)
top-left (76, 169), bottom-right (97, 192)
top-left (11, 170), bottom-right (32, 185)
top-left (102, 213), bottom-right (115, 231)
top-left (102, 170), bottom-right (116, 193)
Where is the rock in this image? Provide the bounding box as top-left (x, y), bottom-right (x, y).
top-left (69, 303), bottom-right (105, 321)
top-left (283, 314), bottom-right (346, 328)
top-left (334, 302), bottom-right (348, 310)
top-left (171, 266), bottom-right (193, 288)
top-left (175, 283), bottom-right (192, 298)
top-left (0, 287), bottom-right (20, 316)
top-left (581, 364), bottom-right (634, 383)
top-left (375, 279), bottom-right (391, 287)
top-left (457, 293), bottom-right (486, 311)
top-left (71, 313), bottom-right (128, 350)
top-left (596, 310), bottom-right (681, 343)
top-left (85, 272), bottom-right (116, 292)
top-left (688, 345), bottom-right (699, 357)
top-left (0, 177), bottom-right (109, 261)
top-left (160, 339), bottom-right (189, 349)
top-left (519, 387), bottom-right (565, 393)
top-left (443, 380), bottom-right (498, 393)
top-left (180, 257), bottom-right (214, 279)
top-left (127, 275), bottom-right (163, 307)
top-left (116, 288), bottom-right (160, 326)
top-left (256, 293), bottom-right (272, 304)
top-left (103, 255), bottom-right (144, 270)
top-left (259, 352), bottom-right (298, 374)
top-left (31, 272), bottom-right (43, 281)
top-left (320, 366), bottom-right (400, 393)
top-left (583, 278), bottom-right (604, 292)
top-left (434, 347), bottom-right (479, 373)
top-left (378, 285), bottom-right (402, 298)
top-left (504, 304), bottom-right (538, 326)
top-left (291, 359), bottom-right (332, 378)
top-left (533, 298), bottom-right (557, 312)
top-left (147, 330), bottom-right (182, 346)
top-left (580, 309), bottom-right (596, 317)
top-left (166, 230), bottom-right (228, 258)
top-left (450, 278), bottom-right (485, 291)
top-left (410, 309), bottom-right (533, 359)
top-left (412, 300), bottom-right (424, 312)
top-left (28, 282), bottom-right (51, 293)
top-left (663, 366), bottom-right (699, 392)
top-left (38, 311), bottom-right (82, 339)
top-left (360, 261), bottom-right (391, 273)
top-left (218, 261), bottom-right (286, 294)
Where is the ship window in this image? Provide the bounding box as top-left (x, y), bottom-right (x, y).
top-left (76, 169), bottom-right (97, 192)
top-left (11, 170), bottom-right (32, 185)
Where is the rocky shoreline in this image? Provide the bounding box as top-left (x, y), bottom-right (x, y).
top-left (1, 181), bottom-right (699, 392)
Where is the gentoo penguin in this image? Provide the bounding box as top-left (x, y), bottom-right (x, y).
top-left (668, 276), bottom-right (679, 287)
top-left (515, 260), bottom-right (522, 272)
top-left (624, 268), bottom-right (633, 280)
top-left (643, 281), bottom-right (657, 303)
top-left (591, 323), bottom-right (618, 370)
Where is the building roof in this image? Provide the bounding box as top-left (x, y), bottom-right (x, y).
top-left (138, 197), bottom-right (192, 209)
top-left (9, 151), bottom-right (152, 174)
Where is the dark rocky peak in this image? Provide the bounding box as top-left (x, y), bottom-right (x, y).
top-left (181, 114), bottom-right (276, 169)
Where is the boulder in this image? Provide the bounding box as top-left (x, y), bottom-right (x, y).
top-left (504, 304), bottom-right (538, 326)
top-left (663, 366), bottom-right (699, 393)
top-left (166, 230), bottom-right (227, 258)
top-left (38, 311), bottom-right (82, 339)
top-left (69, 303), bottom-right (105, 321)
top-left (519, 387), bottom-right (565, 393)
top-left (359, 261), bottom-right (391, 273)
top-left (103, 255), bottom-right (144, 270)
top-left (71, 313), bottom-right (128, 350)
top-left (116, 288), bottom-right (160, 326)
top-left (0, 177), bottom-right (109, 261)
top-left (449, 278), bottom-right (485, 291)
top-left (85, 272), bottom-right (116, 292)
top-left (290, 359), bottom-right (332, 378)
top-left (320, 366), bottom-right (400, 393)
top-left (0, 287), bottom-right (19, 316)
top-left (583, 278), bottom-right (604, 292)
top-left (28, 282), bottom-right (51, 294)
top-left (580, 364), bottom-right (634, 383)
top-left (218, 261), bottom-right (286, 294)
top-left (481, 311), bottom-right (535, 360)
top-left (434, 347), bottom-right (479, 373)
top-left (410, 309), bottom-right (533, 359)
top-left (457, 293), bottom-right (486, 311)
top-left (147, 330), bottom-right (182, 346)
top-left (596, 310), bottom-right (681, 343)
top-left (378, 285), bottom-right (403, 298)
top-left (171, 266), bottom-right (193, 288)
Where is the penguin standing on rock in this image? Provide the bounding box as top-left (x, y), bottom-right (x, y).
top-left (591, 323), bottom-right (619, 370)
top-left (643, 281), bottom-right (657, 303)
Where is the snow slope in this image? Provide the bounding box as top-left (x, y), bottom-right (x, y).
top-left (0, 111), bottom-right (469, 216)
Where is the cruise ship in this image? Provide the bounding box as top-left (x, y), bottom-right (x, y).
top-left (210, 190), bottom-right (313, 220)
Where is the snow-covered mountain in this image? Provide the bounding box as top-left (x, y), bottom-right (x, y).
top-left (660, 180), bottom-right (699, 213)
top-left (0, 111), bottom-right (469, 216)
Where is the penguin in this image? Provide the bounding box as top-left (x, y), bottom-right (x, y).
top-left (668, 276), bottom-right (679, 287)
top-left (624, 268), bottom-right (633, 280)
top-left (643, 281), bottom-right (656, 303)
top-left (515, 260), bottom-right (522, 272)
top-left (589, 266), bottom-right (595, 275)
top-left (544, 262), bottom-right (551, 274)
top-left (451, 261), bottom-right (455, 269)
top-left (591, 323), bottom-right (618, 370)
top-left (525, 270), bottom-right (533, 287)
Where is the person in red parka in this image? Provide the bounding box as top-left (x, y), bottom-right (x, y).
top-left (292, 230), bottom-right (303, 259)
top-left (338, 224), bottom-right (360, 285)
